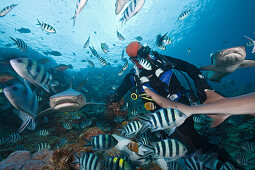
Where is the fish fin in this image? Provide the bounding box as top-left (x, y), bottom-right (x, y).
top-left (36, 19), bottom-right (41, 25)
top-left (208, 114), bottom-right (230, 127)
top-left (137, 116), bottom-right (151, 134)
top-left (76, 80), bottom-right (87, 91)
top-left (18, 112), bottom-right (32, 133)
top-left (199, 65), bottom-right (219, 71)
top-left (71, 149), bottom-right (79, 165)
top-left (36, 108), bottom-right (54, 117)
top-left (49, 84), bottom-right (57, 93)
top-left (27, 118), bottom-right (36, 130)
top-left (239, 60), bottom-right (255, 68)
top-left (86, 102), bottom-right (106, 105)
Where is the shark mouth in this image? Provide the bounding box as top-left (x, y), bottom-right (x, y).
top-left (51, 98), bottom-right (81, 112)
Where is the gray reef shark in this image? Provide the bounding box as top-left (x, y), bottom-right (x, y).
top-left (38, 80), bottom-right (104, 115)
top-left (200, 46), bottom-right (255, 81)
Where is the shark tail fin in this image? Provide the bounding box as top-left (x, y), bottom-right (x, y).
top-left (18, 112), bottom-right (32, 133)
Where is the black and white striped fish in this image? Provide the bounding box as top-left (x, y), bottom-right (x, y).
top-left (89, 46), bottom-right (107, 66)
top-left (8, 133), bottom-right (21, 143)
top-left (119, 0), bottom-right (145, 25)
top-left (80, 119), bottom-right (92, 129)
top-left (72, 150), bottom-right (104, 170)
top-left (72, 0), bottom-right (88, 26)
top-left (138, 108), bottom-right (187, 134)
top-left (84, 134), bottom-right (118, 150)
top-left (121, 121), bottom-right (142, 138)
top-left (63, 122), bottom-right (72, 130)
top-left (137, 131), bottom-right (150, 145)
top-left (37, 129), bottom-right (50, 136)
top-left (105, 157), bottom-right (134, 170)
top-left (184, 154), bottom-right (204, 170)
top-left (16, 144), bottom-right (25, 150)
top-left (10, 37), bottom-right (28, 52)
top-left (240, 141), bottom-right (255, 151)
top-left (219, 161), bottom-right (235, 170)
top-left (178, 9), bottom-right (192, 20)
top-left (117, 30), bottom-right (125, 41)
top-left (193, 114), bottom-right (211, 124)
top-left (235, 153), bottom-right (254, 166)
top-left (167, 161), bottom-right (180, 170)
top-left (151, 138), bottom-right (187, 160)
top-left (118, 69), bottom-right (124, 76)
top-left (122, 58), bottom-right (129, 70)
top-left (36, 142), bottom-right (51, 151)
top-left (97, 55), bottom-right (107, 66)
top-left (137, 57), bottom-right (152, 70)
top-left (0, 137), bottom-right (8, 145)
top-left (10, 58), bottom-right (54, 93)
top-left (37, 19), bottom-right (56, 33)
top-left (0, 4), bottom-right (17, 17)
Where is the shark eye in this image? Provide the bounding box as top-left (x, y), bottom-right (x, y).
top-left (17, 59), bottom-right (23, 63)
top-left (73, 97), bottom-right (77, 100)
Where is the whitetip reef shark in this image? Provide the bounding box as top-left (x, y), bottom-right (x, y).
top-left (200, 46), bottom-right (255, 81)
top-left (38, 79), bottom-right (105, 116)
top-left (143, 86), bottom-right (255, 127)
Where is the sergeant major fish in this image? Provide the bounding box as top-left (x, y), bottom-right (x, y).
top-left (178, 9), bottom-right (192, 20)
top-left (72, 0), bottom-right (88, 26)
top-left (117, 30), bottom-right (125, 41)
top-left (83, 36), bottom-right (90, 48)
top-left (72, 150), bottom-right (104, 170)
top-left (84, 134), bottom-right (118, 150)
top-left (37, 19), bottom-right (56, 33)
top-left (119, 0), bottom-right (145, 25)
top-left (0, 4), bottom-right (17, 17)
top-left (243, 35), bottom-right (255, 53)
top-left (10, 37), bottom-right (28, 52)
top-left (115, 0), bottom-right (130, 15)
top-left (10, 58), bottom-right (55, 93)
top-left (120, 121), bottom-right (142, 138)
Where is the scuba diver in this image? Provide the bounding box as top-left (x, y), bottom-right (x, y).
top-left (106, 41), bottom-right (237, 166)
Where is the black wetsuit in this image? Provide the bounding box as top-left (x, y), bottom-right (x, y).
top-left (111, 51), bottom-right (238, 167)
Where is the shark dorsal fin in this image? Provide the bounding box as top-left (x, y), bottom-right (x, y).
top-left (76, 80), bottom-right (87, 91)
top-left (70, 76), bottom-right (74, 89)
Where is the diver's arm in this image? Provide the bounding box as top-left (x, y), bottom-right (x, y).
top-left (111, 73), bottom-right (133, 102)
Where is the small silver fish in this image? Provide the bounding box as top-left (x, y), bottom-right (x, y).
top-left (0, 4), bottom-right (17, 17)
top-left (37, 19), bottom-right (56, 33)
top-left (101, 43), bottom-right (109, 53)
top-left (37, 129), bottom-right (50, 136)
top-left (83, 37), bottom-right (90, 48)
top-left (117, 31), bottom-right (125, 41)
top-left (118, 69), bottom-right (124, 76)
top-left (135, 36), bottom-right (143, 41)
top-left (122, 58), bottom-right (129, 70)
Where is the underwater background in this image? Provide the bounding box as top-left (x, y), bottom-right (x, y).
top-left (0, 0), bottom-right (255, 169)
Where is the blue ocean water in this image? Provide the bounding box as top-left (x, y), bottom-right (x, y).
top-left (0, 0), bottom-right (255, 169)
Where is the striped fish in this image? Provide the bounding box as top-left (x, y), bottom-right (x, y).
top-left (240, 141), bottom-right (255, 151)
top-left (89, 46), bottom-right (99, 57)
top-left (115, 0), bottom-right (130, 15)
top-left (37, 129), bottom-right (50, 136)
top-left (10, 37), bottom-right (28, 52)
top-left (178, 9), bottom-right (192, 20)
top-left (119, 0), bottom-right (145, 25)
top-left (122, 58), bottom-right (129, 70)
top-left (137, 131), bottom-right (150, 145)
top-left (0, 4), bottom-right (17, 17)
top-left (63, 122), bottom-right (72, 130)
top-left (220, 162), bottom-right (235, 170)
top-left (83, 36), bottom-right (90, 48)
top-left (8, 133), bottom-right (21, 143)
top-left (72, 150), bottom-right (104, 170)
top-left (138, 108), bottom-right (187, 133)
top-left (37, 19), bottom-right (56, 33)
top-left (138, 57), bottom-right (152, 70)
top-left (10, 58), bottom-right (53, 93)
top-left (193, 114), bottom-right (211, 124)
top-left (97, 55), bottom-right (107, 66)
top-left (16, 144), bottom-right (25, 150)
top-left (167, 161), bottom-right (180, 170)
top-left (80, 119), bottom-right (92, 129)
top-left (185, 155), bottom-right (204, 170)
top-left (0, 137), bottom-right (8, 145)
top-left (117, 30), bottom-right (125, 41)
top-left (121, 121), bottom-right (142, 138)
top-left (127, 141), bottom-right (139, 153)
top-left (118, 69), bottom-right (124, 76)
top-left (72, 0), bottom-right (88, 26)
top-left (84, 134), bottom-right (118, 150)
top-left (36, 142), bottom-right (50, 151)
top-left (105, 157), bottom-right (134, 170)
top-left (153, 138), bottom-right (187, 160)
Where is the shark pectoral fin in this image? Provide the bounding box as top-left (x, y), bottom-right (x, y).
top-left (36, 108), bottom-right (53, 117)
top-left (18, 111), bottom-right (32, 133)
top-left (86, 102), bottom-right (106, 105)
top-left (239, 60), bottom-right (255, 68)
top-left (199, 65), bottom-right (219, 71)
top-left (208, 114), bottom-right (230, 128)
